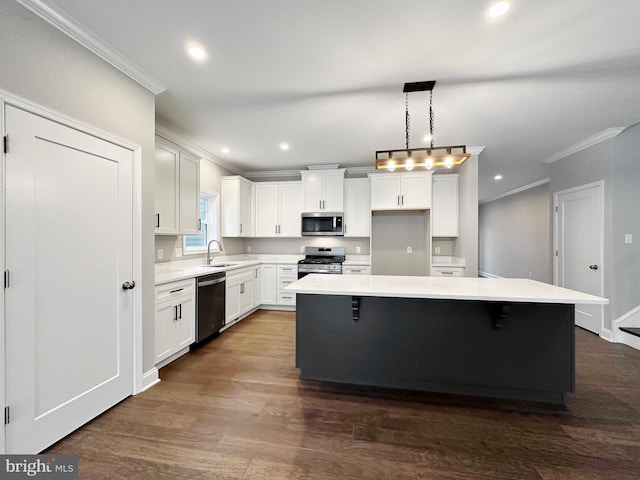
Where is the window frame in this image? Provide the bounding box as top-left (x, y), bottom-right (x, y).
top-left (183, 188), bottom-right (220, 255)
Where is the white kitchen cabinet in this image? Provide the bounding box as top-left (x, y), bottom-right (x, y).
top-left (155, 140), bottom-right (200, 235)
top-left (154, 279), bottom-right (196, 365)
top-left (369, 171), bottom-right (432, 210)
top-left (431, 266), bottom-right (465, 277)
top-left (301, 169), bottom-right (345, 212)
top-left (344, 178), bottom-right (370, 237)
top-left (277, 264), bottom-right (297, 305)
top-left (261, 264), bottom-right (277, 304)
top-left (221, 176), bottom-right (252, 237)
top-left (225, 265), bottom-right (260, 325)
top-left (254, 182), bottom-right (302, 237)
top-left (343, 265), bottom-right (371, 275)
top-left (432, 174), bottom-right (459, 237)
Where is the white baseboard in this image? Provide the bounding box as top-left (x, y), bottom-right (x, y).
top-left (617, 330), bottom-right (640, 351)
top-left (140, 367), bottom-right (160, 392)
top-left (600, 328), bottom-right (613, 342)
top-left (478, 271), bottom-right (504, 279)
top-left (614, 304), bottom-right (640, 328)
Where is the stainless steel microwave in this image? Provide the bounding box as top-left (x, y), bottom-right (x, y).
top-left (301, 212), bottom-right (344, 236)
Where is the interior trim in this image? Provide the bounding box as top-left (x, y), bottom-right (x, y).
top-left (16, 0), bottom-right (167, 95)
top-left (480, 178), bottom-right (550, 205)
top-left (543, 127), bottom-right (626, 164)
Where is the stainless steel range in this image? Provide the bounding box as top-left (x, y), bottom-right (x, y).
top-left (297, 246), bottom-right (346, 279)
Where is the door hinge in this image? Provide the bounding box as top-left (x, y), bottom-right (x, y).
top-left (555, 206), bottom-right (558, 213)
top-left (3, 270), bottom-right (9, 288)
top-left (4, 406), bottom-right (9, 425)
top-left (3, 135), bottom-right (8, 154)
top-left (555, 250), bottom-right (559, 257)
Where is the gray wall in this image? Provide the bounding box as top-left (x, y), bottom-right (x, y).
top-left (550, 139), bottom-right (614, 331)
top-left (371, 212), bottom-right (429, 275)
top-left (479, 184), bottom-right (552, 282)
top-left (0, 3), bottom-right (157, 372)
top-left (455, 153), bottom-right (479, 276)
top-left (612, 123), bottom-right (640, 319)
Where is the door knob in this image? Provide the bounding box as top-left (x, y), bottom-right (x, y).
top-left (589, 265), bottom-right (598, 270)
top-left (122, 281), bottom-right (136, 290)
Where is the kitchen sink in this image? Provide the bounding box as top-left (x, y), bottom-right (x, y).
top-left (204, 263), bottom-right (238, 268)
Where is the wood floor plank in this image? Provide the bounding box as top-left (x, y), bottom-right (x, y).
top-left (45, 311), bottom-right (640, 479)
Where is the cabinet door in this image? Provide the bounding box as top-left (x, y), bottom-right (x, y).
top-left (302, 173), bottom-right (323, 211)
top-left (255, 183), bottom-right (280, 236)
top-left (279, 183), bottom-right (302, 236)
top-left (432, 175), bottom-right (459, 237)
top-left (322, 171), bottom-right (344, 211)
top-left (261, 264), bottom-right (277, 304)
top-left (400, 173), bottom-right (432, 209)
top-left (154, 301), bottom-right (178, 363)
top-left (344, 179), bottom-right (370, 237)
top-left (253, 267), bottom-right (262, 308)
top-left (154, 143), bottom-right (179, 234)
top-left (179, 153), bottom-right (200, 235)
top-left (175, 295), bottom-right (195, 350)
top-left (225, 282), bottom-right (241, 324)
top-left (239, 279), bottom-right (254, 315)
top-left (239, 179), bottom-right (252, 237)
top-left (370, 174), bottom-right (400, 210)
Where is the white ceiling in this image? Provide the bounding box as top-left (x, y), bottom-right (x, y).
top-left (36, 0), bottom-right (640, 201)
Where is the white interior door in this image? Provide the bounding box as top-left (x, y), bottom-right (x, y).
top-left (555, 182), bottom-right (604, 334)
top-left (4, 105), bottom-right (134, 453)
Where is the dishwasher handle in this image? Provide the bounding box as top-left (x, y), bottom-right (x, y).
top-left (199, 277), bottom-right (225, 287)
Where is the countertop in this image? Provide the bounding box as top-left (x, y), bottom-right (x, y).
top-left (285, 274), bottom-right (609, 305)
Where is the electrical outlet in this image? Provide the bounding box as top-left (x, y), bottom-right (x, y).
top-left (247, 245), bottom-right (252, 252)
top-left (157, 249), bottom-right (163, 260)
top-left (355, 246), bottom-right (361, 253)
top-left (175, 248), bottom-right (182, 258)
top-left (625, 234), bottom-right (633, 244)
top-left (434, 246), bottom-right (441, 254)
top-left (406, 246), bottom-right (412, 254)
top-left (300, 246), bottom-right (305, 253)
top-left (529, 272), bottom-right (533, 278)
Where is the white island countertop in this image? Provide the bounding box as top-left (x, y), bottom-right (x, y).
top-left (285, 274), bottom-right (609, 305)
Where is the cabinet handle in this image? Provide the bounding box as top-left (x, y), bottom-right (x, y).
top-left (275, 225), bottom-right (278, 234)
top-left (441, 271), bottom-right (454, 275)
top-left (169, 288), bottom-right (184, 294)
top-left (401, 195), bottom-right (404, 205)
top-left (198, 218), bottom-right (202, 231)
top-left (241, 282), bottom-right (245, 294)
top-left (397, 195), bottom-right (400, 206)
top-left (255, 269), bottom-right (258, 278)
top-left (240, 223), bottom-right (243, 234)
top-left (156, 213), bottom-right (160, 228)
top-left (173, 305), bottom-right (178, 321)
top-left (351, 269), bottom-right (361, 273)
top-left (178, 303), bottom-right (182, 319)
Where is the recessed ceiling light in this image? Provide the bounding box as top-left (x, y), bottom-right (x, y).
top-left (279, 142), bottom-right (290, 151)
top-left (221, 147), bottom-right (230, 154)
top-left (487, 0), bottom-right (511, 18)
top-left (187, 45), bottom-right (207, 62)
top-left (494, 174), bottom-right (503, 180)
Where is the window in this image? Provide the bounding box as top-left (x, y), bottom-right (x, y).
top-left (183, 190), bottom-right (220, 254)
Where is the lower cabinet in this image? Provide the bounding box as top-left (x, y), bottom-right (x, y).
top-left (154, 279), bottom-right (196, 365)
top-left (261, 264), bottom-right (277, 304)
top-left (431, 266), bottom-right (465, 277)
top-left (343, 265), bottom-right (371, 275)
top-left (225, 265), bottom-right (260, 326)
top-left (260, 263), bottom-right (297, 306)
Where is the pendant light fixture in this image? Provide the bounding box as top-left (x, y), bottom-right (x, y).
top-left (375, 81), bottom-right (470, 171)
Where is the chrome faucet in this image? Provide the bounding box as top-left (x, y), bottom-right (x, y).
top-left (206, 239), bottom-right (223, 265)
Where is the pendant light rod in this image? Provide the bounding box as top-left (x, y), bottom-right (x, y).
top-left (403, 80), bottom-right (436, 93)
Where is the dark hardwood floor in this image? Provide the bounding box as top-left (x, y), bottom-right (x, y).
top-left (48, 310), bottom-right (640, 479)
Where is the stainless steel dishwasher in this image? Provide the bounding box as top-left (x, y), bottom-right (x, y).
top-left (195, 272), bottom-right (226, 344)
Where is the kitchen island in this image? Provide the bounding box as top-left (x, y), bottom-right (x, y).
top-left (285, 275), bottom-right (608, 405)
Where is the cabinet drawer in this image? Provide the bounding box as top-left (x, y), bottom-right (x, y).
top-left (226, 266), bottom-right (257, 285)
top-left (277, 264), bottom-right (298, 275)
top-left (155, 278), bottom-right (195, 304)
top-left (431, 267), bottom-right (465, 277)
top-left (278, 276), bottom-right (296, 290)
top-left (278, 292), bottom-right (296, 305)
top-left (343, 266), bottom-right (371, 275)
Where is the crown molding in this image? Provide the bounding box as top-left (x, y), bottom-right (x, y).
top-left (155, 125), bottom-right (243, 175)
top-left (480, 178), bottom-right (550, 205)
top-left (543, 128), bottom-right (626, 164)
top-left (468, 146), bottom-right (486, 156)
top-left (244, 170), bottom-right (302, 180)
top-left (17, 0), bottom-right (167, 95)
top-left (346, 166), bottom-right (376, 176)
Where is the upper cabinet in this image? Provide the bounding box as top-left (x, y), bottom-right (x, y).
top-left (301, 169), bottom-right (345, 212)
top-left (155, 139), bottom-right (200, 235)
top-left (369, 171), bottom-right (432, 210)
top-left (255, 182), bottom-right (302, 237)
top-left (432, 174), bottom-right (459, 237)
top-left (221, 176), bottom-right (252, 237)
top-left (344, 178), bottom-right (370, 237)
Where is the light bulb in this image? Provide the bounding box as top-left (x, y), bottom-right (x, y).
top-left (423, 133), bottom-right (433, 143)
top-left (279, 142), bottom-right (289, 151)
top-left (187, 45), bottom-right (207, 62)
top-left (494, 174), bottom-right (503, 180)
top-left (488, 0), bottom-right (511, 18)
top-left (425, 157), bottom-right (433, 170)
top-left (387, 160), bottom-right (396, 172)
top-left (445, 156), bottom-right (454, 168)
top-left (221, 147), bottom-right (230, 154)
top-left (405, 159), bottom-right (414, 171)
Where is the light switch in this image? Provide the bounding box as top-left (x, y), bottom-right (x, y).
top-left (406, 246), bottom-right (412, 254)
top-left (625, 234), bottom-right (633, 244)
top-left (157, 249), bottom-right (163, 260)
top-left (175, 248), bottom-right (182, 257)
top-left (355, 246), bottom-right (361, 253)
top-left (300, 246), bottom-right (305, 253)
top-left (434, 246), bottom-right (441, 254)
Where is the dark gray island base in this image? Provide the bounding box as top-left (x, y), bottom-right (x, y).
top-left (295, 294), bottom-right (575, 405)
